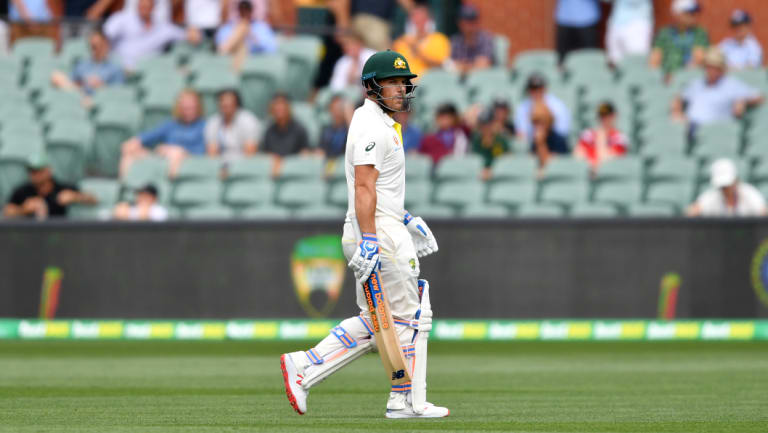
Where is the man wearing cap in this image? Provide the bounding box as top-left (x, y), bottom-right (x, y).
top-left (514, 73), bottom-right (571, 151)
top-left (279, 50), bottom-right (448, 419)
top-left (719, 9), bottom-right (763, 70)
top-left (650, 0), bottom-right (709, 76)
top-left (687, 158), bottom-right (766, 217)
top-left (672, 47), bottom-right (763, 127)
top-left (3, 155), bottom-right (97, 220)
top-left (451, 4), bottom-right (494, 75)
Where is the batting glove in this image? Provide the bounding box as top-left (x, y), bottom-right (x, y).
top-left (404, 211), bottom-right (438, 258)
top-left (348, 232), bottom-right (380, 284)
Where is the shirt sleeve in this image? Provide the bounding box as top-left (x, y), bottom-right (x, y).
top-left (351, 131), bottom-right (386, 171)
top-left (254, 22), bottom-right (278, 53)
top-left (204, 117), bottom-right (218, 146)
top-left (329, 57), bottom-right (349, 91)
top-left (744, 184), bottom-right (767, 214)
top-left (150, 205), bottom-right (169, 222)
top-left (695, 189), bottom-right (719, 215)
top-left (652, 28), bottom-right (669, 49)
top-left (103, 13), bottom-right (122, 42)
top-left (241, 112), bottom-right (260, 142)
top-left (751, 39), bottom-right (763, 68)
top-left (730, 78), bottom-right (761, 100)
top-left (139, 121), bottom-right (173, 147)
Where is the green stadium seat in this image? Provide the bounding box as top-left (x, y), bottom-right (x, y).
top-left (222, 179), bottom-right (274, 207)
top-left (78, 178), bottom-right (120, 208)
top-left (140, 88), bottom-right (176, 130)
top-left (490, 155), bottom-right (537, 182)
top-left (570, 203), bottom-right (619, 218)
top-left (564, 49), bottom-right (607, 72)
top-left (122, 156), bottom-right (168, 188)
top-left (291, 102), bottom-right (320, 147)
top-left (327, 181), bottom-right (348, 207)
top-left (277, 156), bottom-right (324, 181)
top-left (175, 156), bottom-right (222, 180)
top-left (276, 180), bottom-right (327, 208)
top-left (433, 180), bottom-right (486, 208)
top-left (135, 55), bottom-right (178, 79)
top-left (183, 205), bottom-right (234, 220)
top-left (487, 181), bottom-right (536, 208)
top-left (751, 160), bottom-right (768, 183)
top-left (465, 67), bottom-right (511, 93)
top-left (627, 203), bottom-right (677, 217)
top-left (0, 104), bottom-right (36, 129)
top-left (647, 157), bottom-right (697, 183)
top-left (732, 69), bottom-right (766, 88)
top-left (540, 157), bottom-right (590, 183)
top-left (241, 54), bottom-right (288, 117)
top-left (594, 156), bottom-right (643, 183)
top-left (516, 203), bottom-right (564, 218)
top-left (279, 35), bottom-right (322, 101)
top-left (407, 204), bottom-right (455, 219)
top-left (513, 50), bottom-right (557, 76)
top-left (172, 179), bottom-right (222, 207)
top-left (91, 86), bottom-right (137, 110)
top-left (405, 154), bottom-right (433, 180)
top-left (294, 205), bottom-right (345, 220)
top-left (226, 156), bottom-right (272, 180)
top-left (35, 89), bottom-right (81, 112)
top-left (434, 155), bottom-right (483, 181)
top-left (59, 38), bottom-right (89, 69)
top-left (1, 129), bottom-right (45, 155)
top-left (405, 180), bottom-right (432, 208)
top-left (593, 181), bottom-right (642, 209)
top-left (325, 157), bottom-right (346, 182)
top-left (669, 68), bottom-right (703, 92)
top-left (169, 41), bottom-right (204, 65)
top-left (45, 119), bottom-right (94, 184)
top-left (13, 37), bottom-right (55, 65)
top-left (418, 69), bottom-right (461, 95)
top-left (470, 84), bottom-right (515, 107)
top-left (237, 204), bottom-right (291, 219)
top-left (193, 69), bottom-right (239, 116)
top-left (645, 182), bottom-right (695, 212)
top-left (41, 104), bottom-right (90, 127)
top-left (494, 35), bottom-right (510, 67)
top-left (539, 182), bottom-right (588, 207)
top-left (187, 53), bottom-right (231, 78)
top-left (418, 86), bottom-right (469, 115)
top-left (462, 204), bottom-right (509, 218)
top-left (93, 105), bottom-right (142, 177)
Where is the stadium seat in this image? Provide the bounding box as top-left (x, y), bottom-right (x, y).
top-left (539, 157), bottom-right (590, 183)
top-left (241, 54), bottom-right (288, 117)
top-left (732, 69), bottom-right (766, 88)
top-left (79, 178), bottom-right (120, 208)
top-left (294, 205), bottom-right (345, 220)
top-left (594, 156), bottom-right (643, 183)
top-left (93, 105), bottom-right (142, 177)
top-left (405, 154), bottom-right (433, 180)
top-left (487, 181), bottom-right (536, 208)
top-left (140, 88), bottom-right (176, 130)
top-left (0, 104), bottom-right (36, 129)
top-left (291, 102), bottom-right (320, 147)
top-left (418, 69), bottom-right (461, 96)
top-left (36, 89), bottom-right (81, 114)
top-left (647, 157), bottom-right (697, 183)
top-left (570, 203), bottom-right (619, 218)
top-left (182, 205), bottom-right (234, 220)
top-left (172, 179), bottom-right (222, 208)
top-left (751, 160), bottom-right (768, 183)
top-left (462, 204), bottom-right (509, 218)
top-left (516, 203), bottom-right (564, 218)
top-left (627, 203), bottom-right (677, 217)
top-left (433, 180), bottom-right (486, 209)
top-left (169, 41), bottom-right (203, 65)
top-left (592, 181), bottom-right (642, 209)
top-left (175, 156), bottom-right (222, 180)
top-left (45, 120), bottom-right (94, 184)
top-left (193, 69), bottom-right (240, 116)
top-left (277, 156), bottom-right (324, 181)
top-left (669, 68), bottom-right (703, 92)
top-left (494, 35), bottom-right (510, 67)
top-left (465, 67), bottom-right (511, 94)
top-left (135, 55), bottom-right (178, 80)
top-left (539, 182), bottom-right (588, 207)
top-left (91, 86), bottom-right (138, 111)
top-left (434, 155), bottom-right (483, 181)
top-left (237, 204), bottom-right (291, 219)
top-left (324, 157), bottom-right (345, 182)
top-left (41, 104), bottom-right (90, 127)
top-left (226, 156), bottom-right (272, 180)
top-left (279, 35), bottom-right (322, 101)
top-left (122, 156), bottom-right (169, 188)
top-left (223, 179), bottom-right (274, 207)
top-left (490, 155), bottom-right (537, 183)
top-left (58, 38), bottom-right (88, 69)
top-left (407, 204), bottom-right (455, 219)
top-left (187, 53), bottom-right (231, 78)
top-left (645, 182), bottom-right (695, 212)
top-left (13, 37), bottom-right (55, 65)
top-left (1, 130), bottom-right (45, 155)
top-left (327, 181), bottom-right (348, 207)
top-left (513, 50), bottom-right (557, 76)
top-left (405, 180), bottom-right (433, 208)
top-left (276, 180), bottom-right (327, 208)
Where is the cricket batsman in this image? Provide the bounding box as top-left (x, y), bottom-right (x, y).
top-left (280, 50), bottom-right (449, 419)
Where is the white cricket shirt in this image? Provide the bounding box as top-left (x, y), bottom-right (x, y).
top-left (345, 98), bottom-right (406, 223)
top-left (695, 182), bottom-right (767, 217)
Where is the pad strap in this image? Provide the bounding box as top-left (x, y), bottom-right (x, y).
top-left (331, 326), bottom-right (357, 348)
top-left (393, 318), bottom-right (419, 329)
top-left (391, 382), bottom-right (412, 393)
top-left (305, 348), bottom-right (323, 365)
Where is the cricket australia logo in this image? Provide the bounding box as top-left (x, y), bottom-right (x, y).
top-left (393, 57), bottom-right (407, 69)
top-left (291, 235), bottom-right (346, 318)
top-left (750, 239), bottom-right (768, 307)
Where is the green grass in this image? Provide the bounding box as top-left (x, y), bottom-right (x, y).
top-left (1, 341), bottom-right (767, 432)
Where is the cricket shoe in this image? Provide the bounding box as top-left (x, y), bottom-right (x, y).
top-left (385, 392), bottom-right (449, 418)
top-left (280, 353), bottom-right (308, 415)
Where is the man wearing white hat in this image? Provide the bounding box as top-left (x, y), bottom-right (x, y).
top-left (687, 158), bottom-right (767, 217)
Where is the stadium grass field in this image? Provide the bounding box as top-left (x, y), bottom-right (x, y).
top-left (1, 340), bottom-right (767, 432)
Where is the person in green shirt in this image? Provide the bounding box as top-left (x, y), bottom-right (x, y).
top-left (472, 109), bottom-right (509, 181)
top-left (650, 0), bottom-right (709, 77)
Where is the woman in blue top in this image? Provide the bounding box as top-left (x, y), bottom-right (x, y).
top-left (120, 90), bottom-right (206, 178)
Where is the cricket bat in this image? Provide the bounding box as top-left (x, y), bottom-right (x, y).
top-left (351, 219), bottom-right (412, 386)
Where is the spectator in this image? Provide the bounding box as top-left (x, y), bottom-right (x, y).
top-left (419, 103), bottom-right (470, 165)
top-left (262, 93), bottom-right (311, 177)
top-left (88, 0), bottom-right (171, 23)
top-left (185, 0), bottom-right (222, 42)
top-left (672, 47), bottom-right (763, 128)
top-left (329, 32), bottom-right (376, 91)
top-left (120, 89), bottom-right (206, 178)
top-left (319, 95), bottom-right (351, 159)
top-left (491, 99), bottom-right (515, 138)
top-left (451, 4), bottom-right (494, 75)
top-left (555, 0), bottom-right (601, 64)
top-left (103, 0), bottom-right (187, 71)
top-left (530, 101), bottom-right (569, 169)
top-left (113, 184), bottom-right (168, 221)
top-left (9, 0), bottom-right (59, 46)
top-left (205, 89), bottom-right (261, 162)
top-left (650, 0), bottom-right (708, 77)
top-left (3, 155), bottom-right (97, 220)
top-left (687, 158), bottom-right (767, 217)
top-left (216, 0), bottom-right (277, 69)
top-left (473, 109), bottom-right (509, 181)
top-left (514, 73), bottom-right (571, 148)
top-left (392, 4), bottom-right (451, 78)
top-left (574, 102), bottom-right (628, 172)
top-left (399, 110), bottom-right (423, 153)
top-left (344, 0), bottom-right (415, 52)
top-left (51, 29), bottom-right (124, 95)
top-left (605, 0), bottom-right (653, 64)
top-left (719, 10), bottom-right (763, 70)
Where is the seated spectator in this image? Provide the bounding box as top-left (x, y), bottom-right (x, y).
top-left (605, 0), bottom-right (653, 64)
top-left (3, 155), bottom-right (97, 220)
top-left (120, 89), bottom-right (206, 178)
top-left (329, 32), bottom-right (376, 91)
top-left (205, 89), bottom-right (261, 162)
top-left (262, 93), bottom-right (311, 177)
top-left (392, 4), bottom-right (450, 78)
top-left (345, 0), bottom-right (413, 51)
top-left (574, 102), bottom-right (628, 172)
top-left (113, 184), bottom-right (168, 221)
top-left (216, 0), bottom-right (277, 70)
top-left (531, 101), bottom-right (569, 169)
top-left (399, 110), bottom-right (423, 153)
top-left (514, 73), bottom-right (570, 147)
top-left (185, 0), bottom-right (222, 42)
top-left (650, 0), bottom-right (708, 77)
top-left (419, 103), bottom-right (470, 165)
top-left (51, 29), bottom-right (124, 95)
top-left (491, 99), bottom-right (515, 138)
top-left (472, 109), bottom-right (509, 181)
top-left (319, 95), bottom-right (351, 159)
top-left (451, 4), bottom-right (494, 75)
top-left (103, 0), bottom-right (187, 71)
top-left (88, 0), bottom-right (171, 23)
top-left (687, 158), bottom-right (767, 217)
top-left (672, 47), bottom-right (763, 128)
top-left (719, 10), bottom-right (762, 70)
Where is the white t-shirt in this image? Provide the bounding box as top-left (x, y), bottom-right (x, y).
top-left (695, 183), bottom-right (767, 217)
top-left (186, 0), bottom-right (221, 29)
top-left (329, 48), bottom-right (376, 91)
top-left (345, 99), bottom-right (406, 223)
top-left (205, 110), bottom-right (261, 161)
top-left (128, 204), bottom-right (168, 221)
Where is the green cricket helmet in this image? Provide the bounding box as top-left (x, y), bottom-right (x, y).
top-left (361, 50), bottom-right (418, 112)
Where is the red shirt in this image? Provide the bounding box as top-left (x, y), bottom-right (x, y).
top-left (577, 128), bottom-right (627, 166)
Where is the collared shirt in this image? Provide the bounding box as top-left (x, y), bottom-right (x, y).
top-left (262, 119), bottom-right (309, 156)
top-left (514, 93), bottom-right (571, 140)
top-left (215, 20), bottom-right (277, 54)
top-left (71, 58), bottom-right (124, 94)
top-left (9, 0), bottom-right (51, 21)
top-left (683, 75), bottom-right (760, 125)
top-left (205, 109), bottom-right (261, 161)
top-left (450, 30), bottom-right (495, 64)
top-left (329, 48), bottom-right (376, 91)
top-left (345, 98), bottom-right (406, 222)
top-left (695, 183), bottom-right (766, 217)
top-left (472, 132), bottom-right (509, 168)
top-left (719, 35), bottom-right (763, 69)
top-left (608, 0), bottom-right (653, 27)
top-left (653, 25), bottom-right (709, 74)
top-left (104, 10), bottom-right (186, 70)
top-left (555, 0), bottom-right (600, 27)
top-left (139, 119), bottom-right (207, 154)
